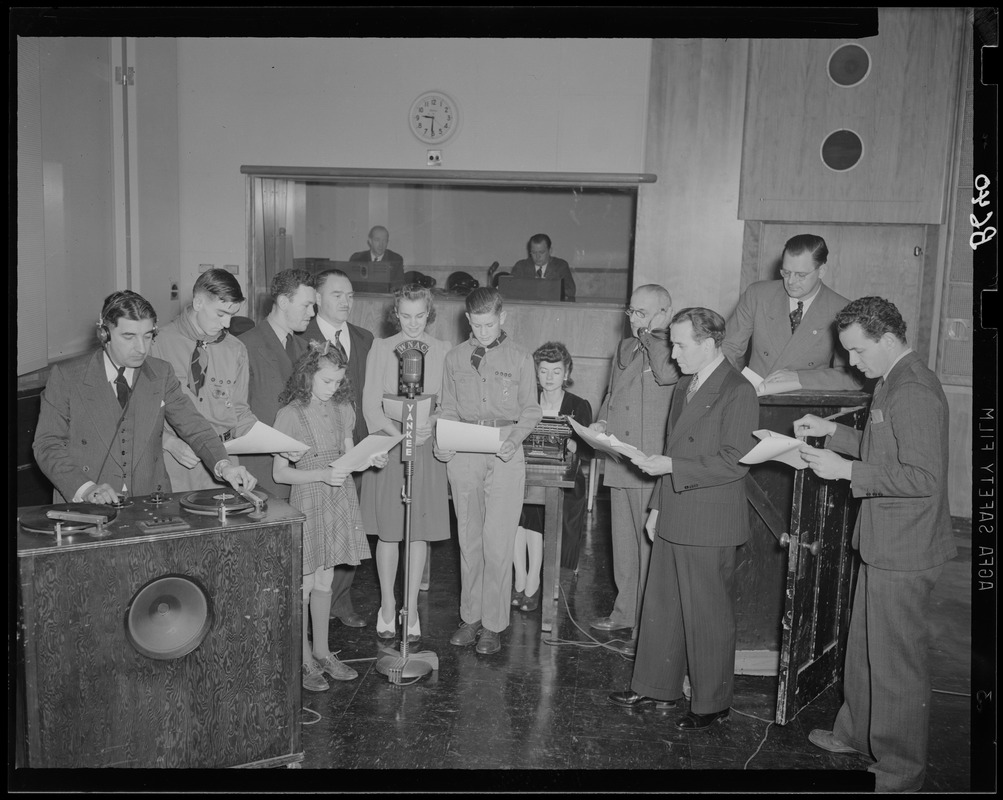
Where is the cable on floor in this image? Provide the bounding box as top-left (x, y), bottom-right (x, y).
top-left (540, 582), bottom-right (636, 661)
top-left (301, 707), bottom-right (323, 725)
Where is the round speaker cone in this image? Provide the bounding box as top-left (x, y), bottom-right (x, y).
top-left (827, 43), bottom-right (871, 88)
top-left (125, 575), bottom-right (213, 659)
top-left (820, 129), bottom-right (864, 172)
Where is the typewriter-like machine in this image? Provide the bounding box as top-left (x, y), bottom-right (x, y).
top-left (522, 415), bottom-right (576, 469)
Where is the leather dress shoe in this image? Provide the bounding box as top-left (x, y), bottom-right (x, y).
top-left (449, 620), bottom-right (483, 646)
top-left (676, 709), bottom-right (730, 731)
top-left (809, 729), bottom-right (871, 758)
top-left (607, 690), bottom-right (678, 710)
top-left (475, 629), bottom-right (501, 655)
top-left (590, 616), bottom-right (632, 632)
top-left (336, 612), bottom-right (366, 628)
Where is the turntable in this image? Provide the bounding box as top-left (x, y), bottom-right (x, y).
top-left (178, 488), bottom-right (268, 520)
top-left (17, 503), bottom-right (118, 538)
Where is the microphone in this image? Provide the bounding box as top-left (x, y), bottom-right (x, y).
top-left (395, 339), bottom-right (429, 399)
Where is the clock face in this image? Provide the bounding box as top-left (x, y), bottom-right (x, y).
top-left (409, 91), bottom-right (458, 144)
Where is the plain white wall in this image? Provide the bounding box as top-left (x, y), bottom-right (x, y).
top-left (176, 38), bottom-right (652, 294)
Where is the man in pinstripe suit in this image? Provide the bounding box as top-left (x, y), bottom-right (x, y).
top-left (609, 307), bottom-right (759, 730)
top-left (798, 296), bottom-right (954, 792)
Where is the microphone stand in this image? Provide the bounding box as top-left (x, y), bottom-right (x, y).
top-left (376, 342), bottom-right (438, 683)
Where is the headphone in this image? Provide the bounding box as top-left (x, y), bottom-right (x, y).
top-left (97, 290), bottom-right (159, 346)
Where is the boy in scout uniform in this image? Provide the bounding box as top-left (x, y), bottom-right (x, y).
top-left (436, 287), bottom-right (542, 655)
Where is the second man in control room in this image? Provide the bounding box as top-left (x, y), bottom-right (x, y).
top-left (349, 225), bottom-right (406, 288)
top-left (511, 233), bottom-right (577, 303)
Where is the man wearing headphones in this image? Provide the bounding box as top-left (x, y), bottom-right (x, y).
top-left (33, 290), bottom-right (257, 505)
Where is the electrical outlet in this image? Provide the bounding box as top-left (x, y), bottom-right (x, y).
top-left (198, 263), bottom-right (213, 273)
top-left (427, 150), bottom-right (442, 166)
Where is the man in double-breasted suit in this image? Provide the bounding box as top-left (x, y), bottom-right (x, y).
top-left (299, 268), bottom-right (374, 629)
top-left (798, 296), bottom-right (953, 792)
top-left (588, 285), bottom-right (678, 651)
top-left (723, 233), bottom-right (861, 392)
top-left (239, 269), bottom-right (315, 500)
top-left (348, 225), bottom-right (406, 287)
top-left (34, 290), bottom-right (256, 505)
top-left (609, 307), bottom-right (758, 731)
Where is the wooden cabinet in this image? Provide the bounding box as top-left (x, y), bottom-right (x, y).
top-left (739, 7), bottom-right (966, 224)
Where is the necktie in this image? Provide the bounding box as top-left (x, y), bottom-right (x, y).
top-left (333, 329), bottom-right (348, 362)
top-left (115, 367), bottom-right (130, 408)
top-left (790, 301), bottom-right (804, 334)
top-left (470, 331), bottom-right (507, 372)
top-left (685, 373), bottom-right (699, 404)
top-left (285, 333), bottom-right (297, 361)
top-left (536, 267), bottom-right (542, 278)
top-left (190, 341), bottom-right (207, 396)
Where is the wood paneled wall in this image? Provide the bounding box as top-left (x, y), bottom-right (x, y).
top-left (634, 38), bottom-right (750, 316)
top-left (739, 8), bottom-right (966, 224)
top-left (349, 294), bottom-right (626, 415)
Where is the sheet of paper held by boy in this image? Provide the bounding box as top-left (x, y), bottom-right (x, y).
top-left (435, 418), bottom-right (503, 454)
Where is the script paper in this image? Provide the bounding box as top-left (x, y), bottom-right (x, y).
top-left (566, 417), bottom-right (644, 462)
top-left (740, 429), bottom-right (807, 470)
top-left (741, 367), bottom-right (801, 396)
top-left (435, 418), bottom-right (502, 454)
top-left (382, 394), bottom-right (433, 429)
top-left (224, 421), bottom-right (308, 455)
top-left (330, 433), bottom-right (405, 471)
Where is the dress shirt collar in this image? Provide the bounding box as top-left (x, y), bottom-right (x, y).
top-left (316, 315), bottom-right (351, 358)
top-left (883, 348), bottom-right (913, 381)
top-left (103, 351), bottom-right (136, 387)
top-left (692, 352), bottom-right (725, 390)
top-left (788, 282), bottom-right (822, 315)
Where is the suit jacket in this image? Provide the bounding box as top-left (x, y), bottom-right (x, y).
top-left (723, 280), bottom-right (861, 390)
top-left (33, 350), bottom-right (227, 502)
top-left (597, 330), bottom-right (679, 489)
top-left (828, 350), bottom-right (954, 570)
top-left (239, 319), bottom-right (307, 499)
top-left (348, 250), bottom-right (406, 286)
top-left (650, 358), bottom-right (759, 547)
top-left (511, 257), bottom-right (577, 302)
top-left (301, 317), bottom-right (374, 446)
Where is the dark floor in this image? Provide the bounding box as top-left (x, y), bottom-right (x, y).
top-left (294, 492), bottom-right (975, 792)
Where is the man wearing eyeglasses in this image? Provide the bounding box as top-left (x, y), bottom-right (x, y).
top-left (587, 284), bottom-right (679, 655)
top-left (723, 234), bottom-right (861, 392)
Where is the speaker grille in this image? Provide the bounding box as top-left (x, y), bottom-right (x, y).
top-left (125, 574), bottom-right (213, 660)
top-left (827, 43), bottom-right (872, 87)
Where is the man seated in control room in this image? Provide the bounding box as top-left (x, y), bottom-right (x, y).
top-left (349, 225), bottom-right (406, 288)
top-left (32, 289), bottom-right (257, 505)
top-left (722, 233), bottom-right (861, 392)
top-left (511, 233), bottom-right (577, 302)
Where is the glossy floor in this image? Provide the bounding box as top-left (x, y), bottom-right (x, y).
top-left (299, 495), bottom-right (975, 792)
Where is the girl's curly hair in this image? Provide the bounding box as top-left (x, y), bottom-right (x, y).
top-left (533, 341), bottom-right (574, 387)
top-left (279, 339), bottom-right (354, 407)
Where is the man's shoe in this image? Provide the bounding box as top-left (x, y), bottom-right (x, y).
top-left (607, 690), bottom-right (678, 709)
top-left (475, 629), bottom-right (501, 654)
top-left (449, 620), bottom-right (483, 646)
top-left (808, 729), bottom-right (869, 757)
top-left (676, 709), bottom-right (730, 731)
top-left (590, 616), bottom-right (631, 632)
top-left (336, 612), bottom-right (366, 628)
top-left (302, 661), bottom-right (329, 692)
top-left (317, 653), bottom-right (358, 682)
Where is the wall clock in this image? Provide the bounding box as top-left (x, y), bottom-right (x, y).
top-left (408, 91), bottom-right (459, 144)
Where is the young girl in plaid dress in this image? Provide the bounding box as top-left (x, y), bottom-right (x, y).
top-left (273, 341), bottom-right (387, 692)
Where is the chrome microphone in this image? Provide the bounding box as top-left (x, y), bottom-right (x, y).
top-left (395, 339), bottom-right (429, 399)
